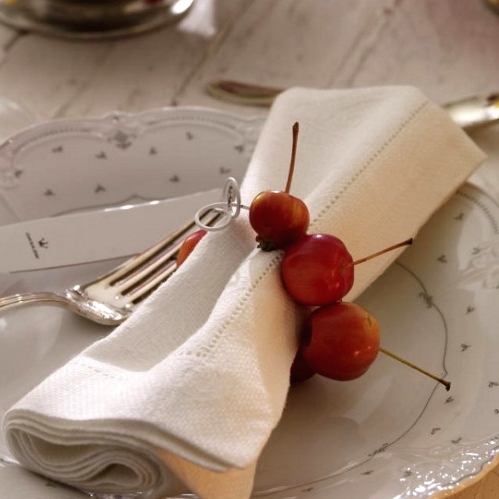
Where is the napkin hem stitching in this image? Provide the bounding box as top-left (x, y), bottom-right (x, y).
top-left (312, 100), bottom-right (429, 226)
top-left (178, 251), bottom-right (284, 359)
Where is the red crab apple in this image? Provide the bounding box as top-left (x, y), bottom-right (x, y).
top-left (281, 235), bottom-right (414, 306)
top-left (249, 122), bottom-right (309, 250)
top-left (176, 229), bottom-right (206, 267)
top-left (281, 233), bottom-right (354, 305)
top-left (290, 349), bottom-right (316, 383)
top-left (298, 301), bottom-right (451, 389)
top-left (299, 302), bottom-right (380, 381)
top-left (249, 190), bottom-right (309, 250)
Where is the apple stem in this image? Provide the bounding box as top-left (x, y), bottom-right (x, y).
top-left (352, 238), bottom-right (413, 266)
top-left (380, 347), bottom-right (451, 391)
top-left (285, 122), bottom-right (300, 194)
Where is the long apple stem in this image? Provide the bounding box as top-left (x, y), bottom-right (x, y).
top-left (285, 122), bottom-right (300, 193)
top-left (380, 347), bottom-right (451, 391)
top-left (352, 238), bottom-right (413, 266)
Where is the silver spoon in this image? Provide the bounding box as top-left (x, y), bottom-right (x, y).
top-left (206, 80), bottom-right (499, 131)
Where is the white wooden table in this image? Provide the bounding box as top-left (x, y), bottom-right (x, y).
top-left (0, 0), bottom-right (498, 123)
top-left (0, 1), bottom-right (498, 498)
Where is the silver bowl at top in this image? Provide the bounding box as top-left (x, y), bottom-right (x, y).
top-left (0, 0), bottom-right (195, 39)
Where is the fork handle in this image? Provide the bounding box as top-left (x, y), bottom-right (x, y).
top-left (0, 292), bottom-right (72, 312)
top-left (0, 289), bottom-right (131, 325)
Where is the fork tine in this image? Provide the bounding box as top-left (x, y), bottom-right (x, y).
top-left (101, 220), bottom-right (196, 284)
top-left (100, 210), bottom-right (220, 285)
top-left (111, 239), bottom-right (180, 291)
top-left (83, 210), bottom-right (222, 308)
top-left (126, 261), bottom-right (178, 304)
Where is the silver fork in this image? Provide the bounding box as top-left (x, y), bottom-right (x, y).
top-left (0, 210), bottom-right (218, 326)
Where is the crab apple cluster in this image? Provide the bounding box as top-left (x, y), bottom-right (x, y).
top-left (281, 237), bottom-right (383, 384)
top-left (246, 122), bottom-right (385, 384)
top-left (247, 122), bottom-right (450, 391)
top-left (279, 234), bottom-right (417, 383)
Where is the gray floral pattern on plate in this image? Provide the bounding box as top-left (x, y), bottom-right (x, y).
top-left (0, 107), bottom-right (263, 221)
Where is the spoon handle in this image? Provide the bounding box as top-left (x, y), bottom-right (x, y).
top-left (442, 92), bottom-right (499, 131)
top-left (205, 80), bottom-right (282, 107)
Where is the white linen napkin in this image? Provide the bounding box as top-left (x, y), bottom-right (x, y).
top-left (3, 86), bottom-right (486, 499)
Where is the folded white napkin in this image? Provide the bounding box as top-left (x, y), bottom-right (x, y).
top-left (3, 87), bottom-right (485, 499)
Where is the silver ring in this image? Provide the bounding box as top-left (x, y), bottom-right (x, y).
top-left (194, 177), bottom-right (242, 231)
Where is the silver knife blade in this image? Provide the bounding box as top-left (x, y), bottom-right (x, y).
top-left (0, 189), bottom-right (221, 273)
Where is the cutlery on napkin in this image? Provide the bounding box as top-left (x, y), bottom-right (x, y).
top-left (2, 86), bottom-right (486, 499)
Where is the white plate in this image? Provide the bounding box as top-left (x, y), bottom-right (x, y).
top-left (0, 108), bottom-right (498, 499)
